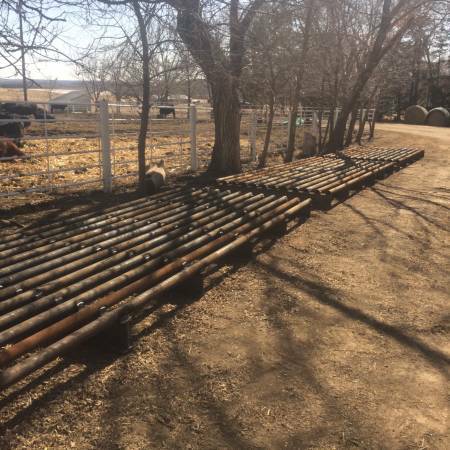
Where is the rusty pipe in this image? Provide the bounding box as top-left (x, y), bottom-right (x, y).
top-left (0, 189), bottom-right (240, 287)
top-left (0, 198), bottom-right (310, 378)
top-left (0, 188), bottom-right (211, 265)
top-left (0, 188), bottom-right (228, 277)
top-left (0, 194), bottom-right (287, 344)
top-left (0, 187), bottom-right (187, 251)
top-left (0, 191), bottom-right (251, 304)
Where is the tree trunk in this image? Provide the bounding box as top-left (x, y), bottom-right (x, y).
top-left (133, 1), bottom-right (150, 191)
top-left (258, 92), bottom-right (275, 168)
top-left (327, 0), bottom-right (407, 151)
top-left (345, 107), bottom-right (358, 147)
top-left (285, 99), bottom-right (299, 162)
top-left (356, 108), bottom-right (367, 144)
top-left (284, 0), bottom-right (315, 162)
top-left (369, 112), bottom-right (376, 139)
top-left (327, 76), bottom-right (366, 151)
top-left (208, 76), bottom-right (241, 175)
top-left (187, 76), bottom-right (192, 107)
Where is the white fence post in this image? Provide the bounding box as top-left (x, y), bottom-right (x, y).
top-left (250, 110), bottom-right (257, 162)
top-left (99, 100), bottom-right (112, 193)
top-left (190, 104), bottom-right (198, 171)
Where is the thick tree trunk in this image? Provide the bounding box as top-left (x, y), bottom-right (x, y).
top-left (258, 93), bottom-right (275, 168)
top-left (208, 76), bottom-right (241, 175)
top-left (327, 80), bottom-right (365, 151)
top-left (173, 0), bottom-right (266, 175)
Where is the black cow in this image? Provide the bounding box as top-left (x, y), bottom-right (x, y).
top-left (0, 102), bottom-right (54, 145)
top-left (0, 112), bottom-right (26, 144)
top-left (0, 102), bottom-right (54, 120)
top-left (158, 106), bottom-right (176, 119)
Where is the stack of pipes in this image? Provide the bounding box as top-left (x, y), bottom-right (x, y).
top-left (0, 186), bottom-right (310, 387)
top-left (336, 147), bottom-right (424, 165)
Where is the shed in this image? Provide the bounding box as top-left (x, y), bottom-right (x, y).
top-left (49, 90), bottom-right (92, 113)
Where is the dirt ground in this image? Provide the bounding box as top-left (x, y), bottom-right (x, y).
top-left (0, 123), bottom-right (449, 449)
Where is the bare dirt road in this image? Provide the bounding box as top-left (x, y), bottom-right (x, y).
top-left (0, 123), bottom-right (449, 449)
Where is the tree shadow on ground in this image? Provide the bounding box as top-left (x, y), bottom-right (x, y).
top-left (0, 228), bottom-right (288, 441)
top-left (374, 186), bottom-right (450, 211)
top-left (369, 186), bottom-right (449, 232)
top-left (255, 257), bottom-right (450, 377)
top-left (0, 187), bottom-right (144, 225)
top-left (0, 356), bottom-right (114, 433)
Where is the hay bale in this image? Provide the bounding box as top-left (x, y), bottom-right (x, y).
top-left (404, 105), bottom-right (428, 124)
top-left (425, 107), bottom-right (450, 127)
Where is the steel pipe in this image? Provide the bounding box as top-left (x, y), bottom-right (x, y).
top-left (0, 191), bottom-right (250, 304)
top-left (0, 187), bottom-right (186, 248)
top-left (0, 188), bottom-right (210, 264)
top-left (0, 190), bottom-right (238, 287)
top-left (0, 194), bottom-right (288, 344)
top-left (0, 189), bottom-right (226, 276)
top-left (0, 199), bottom-right (310, 386)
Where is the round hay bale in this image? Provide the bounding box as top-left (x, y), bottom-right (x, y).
top-left (404, 105), bottom-right (428, 124)
top-left (425, 107), bottom-right (450, 127)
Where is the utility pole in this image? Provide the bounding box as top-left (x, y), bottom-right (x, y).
top-left (18, 0), bottom-right (28, 101)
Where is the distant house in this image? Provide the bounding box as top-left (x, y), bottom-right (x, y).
top-left (168, 94), bottom-right (189, 103)
top-left (49, 90), bottom-right (92, 113)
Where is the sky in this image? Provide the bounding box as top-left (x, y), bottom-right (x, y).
top-left (1, 3), bottom-right (131, 81)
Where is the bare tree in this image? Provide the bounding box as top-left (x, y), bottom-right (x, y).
top-left (327, 0), bottom-right (436, 151)
top-left (285, 0), bottom-right (316, 162)
top-left (131, 1), bottom-right (162, 190)
top-left (161, 0), bottom-right (266, 175)
top-left (244, 2), bottom-right (293, 167)
top-left (75, 56), bottom-right (109, 104)
top-left (0, 0), bottom-right (64, 100)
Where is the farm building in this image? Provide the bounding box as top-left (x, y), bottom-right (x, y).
top-left (49, 90), bottom-right (115, 113)
top-left (49, 90), bottom-right (92, 113)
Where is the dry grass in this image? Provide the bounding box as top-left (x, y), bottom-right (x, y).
top-left (0, 88), bottom-right (72, 103)
top-left (0, 115), bottom-right (297, 210)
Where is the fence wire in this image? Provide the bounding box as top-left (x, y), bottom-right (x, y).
top-left (0, 100), bottom-right (374, 200)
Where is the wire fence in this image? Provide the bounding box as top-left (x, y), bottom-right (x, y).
top-left (0, 100), bottom-right (375, 200)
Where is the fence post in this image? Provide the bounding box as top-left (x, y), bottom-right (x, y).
top-left (250, 110), bottom-right (257, 162)
top-left (99, 100), bottom-right (112, 193)
top-left (190, 104), bottom-right (198, 171)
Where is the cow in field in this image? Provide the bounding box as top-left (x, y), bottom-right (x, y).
top-left (0, 103), bottom-right (54, 155)
top-left (158, 106), bottom-right (176, 119)
top-left (0, 139), bottom-right (28, 160)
